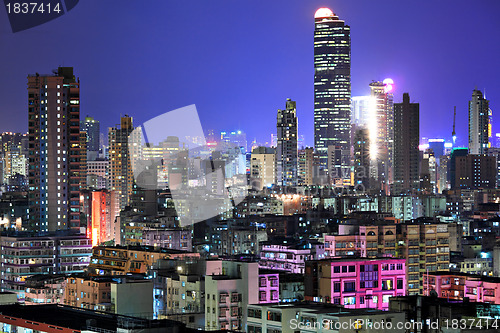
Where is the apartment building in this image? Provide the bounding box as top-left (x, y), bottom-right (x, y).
top-left (324, 221), bottom-right (451, 294)
top-left (424, 272), bottom-right (500, 304)
top-left (305, 258), bottom-right (406, 311)
top-left (0, 234), bottom-right (92, 301)
top-left (88, 245), bottom-right (199, 275)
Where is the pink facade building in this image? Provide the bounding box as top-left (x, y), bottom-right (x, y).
top-left (305, 258), bottom-right (407, 311)
top-left (424, 272), bottom-right (500, 304)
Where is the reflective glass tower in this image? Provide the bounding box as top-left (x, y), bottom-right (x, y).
top-left (313, 8), bottom-right (351, 174)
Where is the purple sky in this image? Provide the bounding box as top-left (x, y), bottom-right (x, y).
top-left (1, 0), bottom-right (500, 148)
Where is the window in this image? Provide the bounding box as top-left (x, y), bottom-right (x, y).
top-left (382, 280), bottom-right (393, 290)
top-left (360, 296), bottom-right (365, 304)
top-left (267, 311), bottom-right (282, 322)
top-left (397, 279), bottom-right (403, 290)
top-left (342, 266), bottom-right (348, 273)
top-left (334, 282), bottom-right (341, 293)
top-left (348, 265), bottom-right (355, 272)
top-left (334, 266), bottom-right (340, 273)
top-left (344, 281), bottom-right (356, 292)
top-left (343, 296), bottom-right (356, 305)
top-left (259, 291), bottom-right (266, 302)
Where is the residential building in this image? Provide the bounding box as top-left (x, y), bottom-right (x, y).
top-left (88, 245), bottom-right (199, 275)
top-left (323, 222), bottom-right (451, 295)
top-left (24, 274), bottom-right (66, 305)
top-left (259, 240), bottom-right (325, 274)
top-left (305, 258), bottom-right (406, 311)
top-left (424, 272), bottom-right (500, 304)
top-left (250, 146), bottom-right (275, 190)
top-left (108, 115), bottom-right (136, 214)
top-left (80, 116), bottom-right (100, 161)
top-left (28, 67), bottom-right (82, 232)
top-left (393, 93), bottom-right (419, 194)
top-left (454, 154), bottom-right (496, 189)
top-left (276, 99), bottom-right (298, 186)
top-left (0, 234), bottom-right (92, 301)
top-left (204, 260), bottom-right (259, 331)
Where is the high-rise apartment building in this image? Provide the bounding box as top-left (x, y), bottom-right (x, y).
top-left (28, 67), bottom-right (82, 232)
top-left (250, 146), bottom-right (275, 189)
top-left (0, 133), bottom-right (28, 185)
top-left (393, 93), bottom-right (420, 195)
top-left (298, 147), bottom-right (320, 186)
top-left (80, 116), bottom-right (100, 161)
top-left (313, 8), bottom-right (351, 173)
top-left (108, 116), bottom-right (138, 214)
top-left (468, 89), bottom-right (490, 155)
top-left (276, 99), bottom-right (298, 186)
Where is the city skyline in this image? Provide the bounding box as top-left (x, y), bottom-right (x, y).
top-left (1, 1), bottom-right (500, 147)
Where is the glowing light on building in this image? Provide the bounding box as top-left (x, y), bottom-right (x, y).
top-left (314, 8), bottom-right (334, 19)
top-left (367, 96), bottom-right (378, 160)
top-left (383, 78), bottom-right (394, 93)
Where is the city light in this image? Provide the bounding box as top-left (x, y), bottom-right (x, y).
top-left (314, 7), bottom-right (334, 19)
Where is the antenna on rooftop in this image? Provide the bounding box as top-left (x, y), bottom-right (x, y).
top-left (452, 106), bottom-right (457, 146)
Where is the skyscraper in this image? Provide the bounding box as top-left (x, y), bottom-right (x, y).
top-left (393, 93), bottom-right (420, 195)
top-left (108, 116), bottom-right (137, 213)
top-left (369, 80), bottom-right (394, 192)
top-left (276, 98), bottom-right (298, 186)
top-left (313, 8), bottom-right (351, 173)
top-left (80, 116), bottom-right (100, 161)
top-left (468, 89), bottom-right (490, 155)
top-left (28, 67), bottom-right (82, 232)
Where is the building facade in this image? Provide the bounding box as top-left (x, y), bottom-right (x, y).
top-left (305, 258), bottom-right (406, 311)
top-left (393, 93), bottom-right (419, 194)
top-left (468, 89), bottom-right (490, 155)
top-left (28, 67), bottom-right (82, 232)
top-left (313, 8), bottom-right (351, 173)
top-left (276, 99), bottom-right (298, 187)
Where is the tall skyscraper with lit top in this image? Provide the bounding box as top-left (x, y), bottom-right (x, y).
top-left (28, 67), bottom-right (82, 232)
top-left (313, 7), bottom-right (351, 175)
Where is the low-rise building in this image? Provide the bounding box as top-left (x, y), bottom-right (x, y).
top-left (24, 274), bottom-right (66, 305)
top-left (305, 258), bottom-right (407, 311)
top-left (259, 239), bottom-right (325, 274)
top-left (0, 234), bottom-right (92, 301)
top-left (88, 245), bottom-right (199, 275)
top-left (247, 302), bottom-right (406, 333)
top-left (423, 272), bottom-right (500, 304)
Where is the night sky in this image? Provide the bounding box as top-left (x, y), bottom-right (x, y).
top-left (1, 0), bottom-right (500, 148)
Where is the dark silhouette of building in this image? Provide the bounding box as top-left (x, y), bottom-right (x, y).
top-left (393, 93), bottom-right (419, 194)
